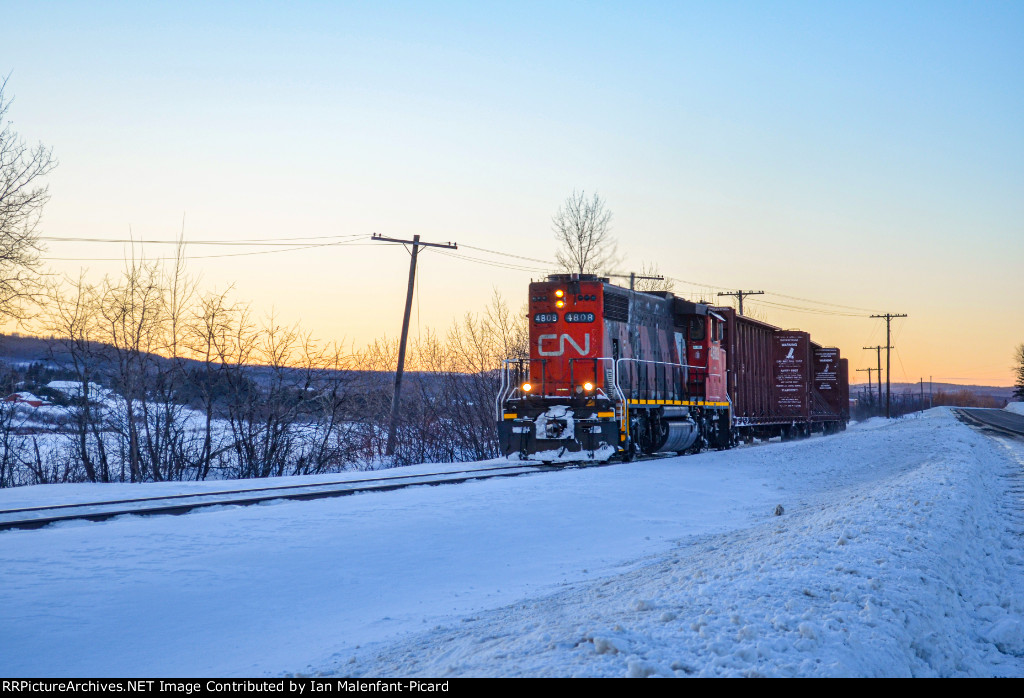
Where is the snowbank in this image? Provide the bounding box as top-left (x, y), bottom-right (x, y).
top-left (1006, 402), bottom-right (1024, 416)
top-left (340, 409), bottom-right (1024, 677)
top-left (2, 408), bottom-right (1022, 677)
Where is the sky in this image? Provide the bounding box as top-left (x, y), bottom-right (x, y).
top-left (2, 1), bottom-right (1021, 386)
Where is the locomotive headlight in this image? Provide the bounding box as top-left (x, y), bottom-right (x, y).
top-left (554, 289), bottom-right (564, 298)
top-left (583, 381), bottom-right (594, 392)
top-left (555, 300), bottom-right (565, 308)
top-left (521, 382), bottom-right (532, 392)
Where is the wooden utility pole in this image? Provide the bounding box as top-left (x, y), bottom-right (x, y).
top-left (869, 313), bottom-right (907, 418)
top-left (372, 233), bottom-right (458, 457)
top-left (717, 290), bottom-right (764, 316)
top-left (608, 272), bottom-right (664, 291)
top-left (863, 345), bottom-right (887, 413)
top-left (856, 367), bottom-right (874, 405)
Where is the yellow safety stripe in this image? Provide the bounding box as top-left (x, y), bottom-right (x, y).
top-left (503, 413), bottom-right (517, 419)
top-left (625, 400), bottom-right (730, 408)
top-left (597, 411), bottom-right (615, 418)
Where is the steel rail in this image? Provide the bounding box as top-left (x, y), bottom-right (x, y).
top-left (955, 408), bottom-right (1024, 440)
top-left (0, 463), bottom-right (572, 532)
top-left (0, 462), bottom-right (580, 517)
top-left (0, 451), bottom-right (684, 533)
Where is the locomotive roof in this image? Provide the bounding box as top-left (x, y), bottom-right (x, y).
top-left (541, 273), bottom-right (721, 317)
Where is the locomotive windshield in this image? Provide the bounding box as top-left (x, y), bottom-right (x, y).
top-left (689, 317), bottom-right (705, 341)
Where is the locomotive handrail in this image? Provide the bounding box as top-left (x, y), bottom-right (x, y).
top-left (614, 357), bottom-right (720, 402)
top-left (496, 357), bottom-right (558, 419)
top-left (497, 356), bottom-right (627, 419)
top-left (498, 354), bottom-right (723, 415)
top-left (495, 359), bottom-right (510, 421)
top-left (496, 358), bottom-right (533, 420)
top-left (614, 357), bottom-right (706, 370)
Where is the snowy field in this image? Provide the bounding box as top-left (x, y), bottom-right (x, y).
top-left (1, 407), bottom-right (1023, 677)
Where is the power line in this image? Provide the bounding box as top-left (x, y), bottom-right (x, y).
top-left (665, 275), bottom-right (736, 293)
top-left (436, 249), bottom-right (550, 273)
top-left (42, 238), bottom-right (373, 262)
top-left (39, 232), bottom-right (891, 325)
top-left (764, 291), bottom-right (882, 314)
top-left (747, 299), bottom-right (867, 318)
top-left (457, 244), bottom-right (552, 266)
top-left (38, 233), bottom-right (366, 246)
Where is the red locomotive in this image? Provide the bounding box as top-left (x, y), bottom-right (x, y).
top-left (497, 274), bottom-right (848, 461)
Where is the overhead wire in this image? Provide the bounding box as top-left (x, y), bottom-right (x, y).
top-left (894, 346), bottom-right (910, 383)
top-left (745, 298), bottom-right (867, 318)
top-left (434, 249), bottom-right (551, 274)
top-left (764, 291), bottom-right (882, 314)
top-left (38, 233), bottom-right (366, 245)
top-left (43, 238), bottom-right (372, 262)
top-left (40, 234), bottom-right (887, 323)
top-left (457, 244), bottom-right (552, 266)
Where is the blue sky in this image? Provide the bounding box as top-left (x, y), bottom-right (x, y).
top-left (3, 1), bottom-right (1022, 383)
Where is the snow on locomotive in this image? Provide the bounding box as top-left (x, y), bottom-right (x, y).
top-left (496, 274), bottom-right (849, 462)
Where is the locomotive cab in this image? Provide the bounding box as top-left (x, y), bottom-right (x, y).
top-left (497, 275), bottom-right (620, 461)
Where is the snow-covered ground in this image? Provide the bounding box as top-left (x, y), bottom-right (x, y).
top-left (1, 407), bottom-right (1023, 677)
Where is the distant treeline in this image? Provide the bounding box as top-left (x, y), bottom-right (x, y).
top-left (0, 253), bottom-right (527, 487)
top-left (850, 385), bottom-right (1006, 420)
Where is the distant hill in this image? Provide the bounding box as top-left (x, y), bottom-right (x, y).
top-left (850, 381), bottom-right (1013, 401)
top-left (0, 333), bottom-right (453, 395)
top-left (3, 333), bottom-right (1012, 403)
top-left (0, 333), bottom-right (190, 381)
top-left (0, 334), bottom-right (64, 367)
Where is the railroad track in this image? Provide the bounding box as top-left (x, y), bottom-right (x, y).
top-left (954, 408), bottom-right (1024, 440)
top-left (1, 455), bottom-right (674, 532)
top-left (0, 462), bottom-right (585, 532)
top-left (0, 445), bottom-right (703, 533)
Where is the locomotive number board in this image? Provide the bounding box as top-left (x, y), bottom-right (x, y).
top-left (533, 312), bottom-right (596, 323)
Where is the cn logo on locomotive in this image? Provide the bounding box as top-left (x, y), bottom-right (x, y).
top-left (538, 333), bottom-right (590, 357)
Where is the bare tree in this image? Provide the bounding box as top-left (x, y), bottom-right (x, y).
top-left (1014, 343), bottom-right (1024, 401)
top-left (0, 77), bottom-right (56, 318)
top-left (552, 189), bottom-right (617, 275)
top-left (46, 273), bottom-right (112, 482)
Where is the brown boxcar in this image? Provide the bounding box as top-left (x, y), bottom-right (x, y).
top-left (712, 307), bottom-right (776, 426)
top-left (773, 331), bottom-right (812, 421)
top-left (812, 346), bottom-right (842, 416)
top-left (713, 307), bottom-right (846, 439)
top-left (839, 358), bottom-right (850, 422)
